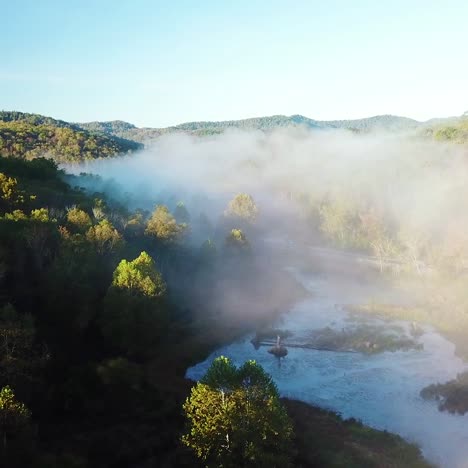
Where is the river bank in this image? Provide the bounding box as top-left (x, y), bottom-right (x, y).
top-left (186, 258), bottom-right (468, 467)
top-left (285, 399), bottom-right (432, 468)
top-left (152, 253), bottom-right (433, 467)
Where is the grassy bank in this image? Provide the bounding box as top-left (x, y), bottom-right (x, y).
top-left (347, 302), bottom-right (468, 361)
top-left (285, 399), bottom-right (432, 468)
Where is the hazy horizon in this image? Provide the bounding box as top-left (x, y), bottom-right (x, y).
top-left (2, 108), bottom-right (465, 129)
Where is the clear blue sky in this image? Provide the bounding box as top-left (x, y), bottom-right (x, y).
top-left (2, 0), bottom-right (467, 127)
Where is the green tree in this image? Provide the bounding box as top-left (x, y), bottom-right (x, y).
top-left (111, 251), bottom-right (166, 298)
top-left (100, 252), bottom-right (168, 356)
top-left (318, 197), bottom-right (363, 248)
top-left (86, 219), bottom-right (123, 255)
top-left (3, 210), bottom-right (27, 221)
top-left (174, 201), bottom-right (191, 224)
top-left (0, 385), bottom-right (31, 452)
top-left (0, 173), bottom-right (24, 212)
top-left (30, 207), bottom-right (50, 222)
top-left (182, 356), bottom-right (293, 468)
top-left (225, 228), bottom-right (250, 250)
top-left (145, 204), bottom-right (186, 243)
top-left (66, 207), bottom-right (92, 232)
top-left (0, 304), bottom-right (47, 394)
top-left (199, 239), bottom-right (217, 264)
top-left (225, 193), bottom-right (258, 222)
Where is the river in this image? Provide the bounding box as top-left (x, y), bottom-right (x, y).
top-left (186, 253), bottom-right (468, 468)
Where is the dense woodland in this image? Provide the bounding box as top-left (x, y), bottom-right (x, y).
top-left (0, 155), bottom-right (432, 467)
top-left (0, 112), bottom-right (142, 162)
top-left (2, 110), bottom-right (467, 466)
top-left (3, 110), bottom-right (468, 160)
top-left (0, 154), bottom-right (289, 466)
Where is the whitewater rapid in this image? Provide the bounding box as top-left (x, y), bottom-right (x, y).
top-left (186, 269), bottom-right (468, 468)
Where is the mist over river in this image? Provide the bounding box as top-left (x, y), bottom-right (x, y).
top-left (187, 253), bottom-right (468, 468)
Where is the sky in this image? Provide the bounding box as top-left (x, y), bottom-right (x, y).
top-left (2, 0), bottom-right (468, 127)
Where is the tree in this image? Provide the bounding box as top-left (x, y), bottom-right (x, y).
top-left (225, 228), bottom-right (250, 250)
top-left (86, 219), bottom-right (123, 255)
top-left (225, 193), bottom-right (258, 222)
top-left (0, 385), bottom-right (31, 452)
top-left (197, 212), bottom-right (213, 234)
top-left (199, 239), bottom-right (217, 265)
top-left (124, 209), bottom-right (146, 238)
top-left (0, 304), bottom-right (47, 395)
top-left (319, 198), bottom-right (358, 248)
top-left (23, 209), bottom-right (58, 270)
top-left (145, 205), bottom-right (186, 243)
top-left (110, 251), bottom-right (166, 298)
top-left (182, 356), bottom-right (293, 468)
top-left (174, 201), bottom-right (191, 224)
top-left (398, 226), bottom-right (430, 275)
top-left (66, 207), bottom-right (92, 232)
top-left (359, 209), bottom-right (398, 272)
top-left (0, 173), bottom-right (24, 212)
top-left (100, 252), bottom-right (168, 356)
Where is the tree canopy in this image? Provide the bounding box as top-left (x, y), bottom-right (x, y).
top-left (182, 356), bottom-right (293, 468)
top-left (145, 205), bottom-right (187, 243)
top-left (110, 251), bottom-right (166, 298)
top-left (225, 193), bottom-right (258, 222)
top-left (0, 112), bottom-right (142, 162)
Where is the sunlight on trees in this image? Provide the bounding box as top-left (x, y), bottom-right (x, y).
top-left (111, 251), bottom-right (166, 298)
top-left (225, 228), bottom-right (250, 250)
top-left (0, 385), bottom-right (31, 450)
top-left (86, 219), bottom-right (123, 255)
top-left (182, 356), bottom-right (293, 467)
top-left (66, 207), bottom-right (92, 232)
top-left (225, 193), bottom-right (258, 222)
top-left (145, 205), bottom-right (187, 243)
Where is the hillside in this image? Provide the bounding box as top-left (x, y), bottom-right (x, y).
top-left (77, 114), bottom-right (423, 142)
top-left (172, 114), bottom-right (421, 133)
top-left (3, 111), bottom-right (467, 158)
top-left (0, 111), bottom-right (143, 162)
top-left (425, 116), bottom-right (468, 143)
top-left (78, 120), bottom-right (166, 143)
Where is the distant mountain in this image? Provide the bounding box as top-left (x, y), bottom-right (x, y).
top-left (172, 114), bottom-right (320, 132)
top-left (320, 115), bottom-right (421, 131)
top-left (78, 120), bottom-right (137, 135)
top-left (78, 120), bottom-right (166, 143)
top-left (0, 111), bottom-right (142, 162)
top-left (171, 114), bottom-right (421, 133)
top-left (2, 110), bottom-right (467, 164)
top-left (426, 116), bottom-right (468, 144)
top-left (0, 110), bottom-right (79, 129)
top-left (78, 114), bottom-right (422, 143)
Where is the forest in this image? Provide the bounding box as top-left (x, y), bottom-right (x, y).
top-left (0, 112), bottom-right (142, 162)
top-left (2, 109), bottom-right (468, 467)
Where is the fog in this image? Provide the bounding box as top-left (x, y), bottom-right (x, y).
top-left (69, 128), bottom-right (468, 241)
top-left (63, 126), bottom-right (468, 352)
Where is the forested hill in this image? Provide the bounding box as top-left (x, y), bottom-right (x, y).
top-left (424, 116), bottom-right (468, 143)
top-left (78, 114), bottom-right (422, 142)
top-left (171, 114), bottom-right (421, 133)
top-left (78, 119), bottom-right (167, 142)
top-left (3, 111), bottom-right (467, 159)
top-left (84, 113), bottom-right (468, 145)
top-left (0, 111), bottom-right (143, 162)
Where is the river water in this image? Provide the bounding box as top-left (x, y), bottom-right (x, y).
top-left (186, 265), bottom-right (468, 468)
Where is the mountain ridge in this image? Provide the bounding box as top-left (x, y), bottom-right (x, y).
top-left (79, 113), bottom-right (426, 142)
top-left (0, 111), bottom-right (143, 162)
top-left (1, 110), bottom-right (467, 162)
